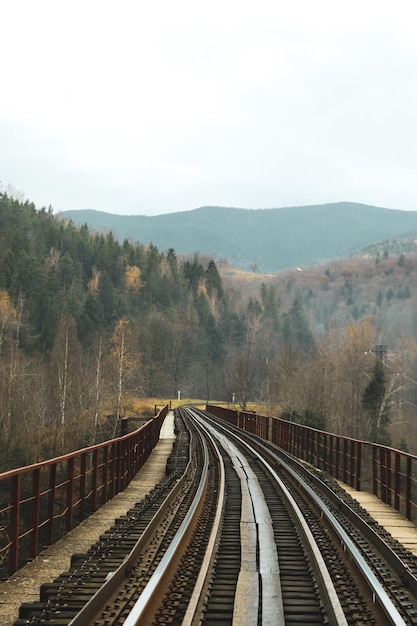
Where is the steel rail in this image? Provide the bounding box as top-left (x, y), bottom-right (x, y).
top-left (67, 428), bottom-right (194, 626)
top-left (273, 447), bottom-right (408, 625)
top-left (192, 408), bottom-right (348, 626)
top-left (203, 409), bottom-right (408, 626)
top-left (180, 413), bottom-right (226, 626)
top-left (233, 427), bottom-right (411, 625)
top-left (271, 441), bottom-right (417, 599)
top-left (123, 425), bottom-right (210, 626)
top-left (194, 413), bottom-right (285, 624)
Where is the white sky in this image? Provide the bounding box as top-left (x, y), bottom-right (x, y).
top-left (1, 0), bottom-right (417, 215)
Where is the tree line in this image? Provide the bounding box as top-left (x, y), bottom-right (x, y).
top-left (0, 193), bottom-right (412, 470)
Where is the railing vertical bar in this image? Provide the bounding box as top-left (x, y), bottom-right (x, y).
top-left (343, 438), bottom-right (348, 483)
top-left (356, 442), bottom-right (362, 491)
top-left (329, 435), bottom-right (334, 475)
top-left (91, 449), bottom-right (98, 513)
top-left (9, 474), bottom-right (21, 575)
top-left (115, 441), bottom-right (121, 495)
top-left (406, 457), bottom-right (412, 521)
top-left (372, 445), bottom-right (378, 497)
top-left (65, 457), bottom-right (75, 533)
top-left (386, 450), bottom-right (392, 506)
top-left (46, 463), bottom-right (57, 547)
top-left (109, 442), bottom-right (116, 500)
top-left (350, 440), bottom-right (355, 488)
top-left (79, 452), bottom-right (87, 523)
top-left (29, 468), bottom-right (41, 559)
top-left (394, 452), bottom-right (401, 513)
top-left (102, 447), bottom-right (109, 505)
top-left (380, 447), bottom-right (387, 503)
top-left (335, 438), bottom-right (340, 480)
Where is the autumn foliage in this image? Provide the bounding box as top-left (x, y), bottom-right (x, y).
top-left (1, 192), bottom-right (417, 471)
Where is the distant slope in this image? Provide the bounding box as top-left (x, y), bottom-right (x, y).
top-left (60, 203), bottom-right (417, 273)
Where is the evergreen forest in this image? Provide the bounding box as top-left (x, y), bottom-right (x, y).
top-left (1, 192), bottom-right (417, 471)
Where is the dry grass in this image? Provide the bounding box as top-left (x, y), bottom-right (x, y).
top-left (110, 398), bottom-right (283, 424)
top-left (219, 265), bottom-right (277, 301)
top-left (121, 397), bottom-right (212, 418)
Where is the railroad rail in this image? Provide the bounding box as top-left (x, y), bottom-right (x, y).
top-left (206, 404), bottom-right (417, 523)
top-left (188, 407), bottom-right (346, 625)
top-left (3, 401), bottom-right (417, 582)
top-left (13, 410), bottom-right (205, 625)
top-left (12, 406), bottom-right (417, 625)
top-left (197, 407), bottom-right (417, 625)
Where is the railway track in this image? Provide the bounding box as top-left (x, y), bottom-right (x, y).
top-left (196, 408), bottom-right (417, 625)
top-left (13, 407), bottom-right (417, 625)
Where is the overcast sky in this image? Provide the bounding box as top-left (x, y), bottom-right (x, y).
top-left (1, 0), bottom-right (417, 215)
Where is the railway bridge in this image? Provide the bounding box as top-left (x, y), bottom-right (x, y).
top-left (1, 405), bottom-right (417, 624)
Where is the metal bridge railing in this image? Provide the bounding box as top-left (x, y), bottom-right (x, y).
top-left (0, 406), bottom-right (168, 577)
top-left (206, 404), bottom-right (417, 524)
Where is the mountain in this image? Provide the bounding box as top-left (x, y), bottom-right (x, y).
top-left (60, 202), bottom-right (417, 273)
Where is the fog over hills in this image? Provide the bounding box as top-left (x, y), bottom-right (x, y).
top-left (61, 203), bottom-right (417, 273)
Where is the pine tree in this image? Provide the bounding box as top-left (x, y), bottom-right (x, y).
top-left (362, 359), bottom-right (390, 443)
top-left (283, 298), bottom-right (315, 356)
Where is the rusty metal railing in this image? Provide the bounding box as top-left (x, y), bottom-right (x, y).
top-left (206, 404), bottom-right (417, 524)
top-left (0, 406), bottom-right (168, 577)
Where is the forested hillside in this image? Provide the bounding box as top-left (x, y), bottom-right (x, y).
top-left (224, 248), bottom-right (417, 347)
top-left (62, 203), bottom-right (417, 272)
top-left (1, 193), bottom-right (417, 471)
top-left (0, 194), bottom-right (230, 468)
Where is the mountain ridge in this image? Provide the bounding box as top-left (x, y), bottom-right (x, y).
top-left (60, 202), bottom-right (417, 273)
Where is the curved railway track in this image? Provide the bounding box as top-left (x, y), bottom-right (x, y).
top-left (13, 407), bottom-right (417, 625)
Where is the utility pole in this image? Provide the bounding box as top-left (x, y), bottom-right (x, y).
top-left (371, 345), bottom-right (386, 364)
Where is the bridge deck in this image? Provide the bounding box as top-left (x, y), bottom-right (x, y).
top-left (339, 481), bottom-right (417, 557)
top-left (2, 419), bottom-right (417, 624)
top-left (0, 412), bottom-right (176, 625)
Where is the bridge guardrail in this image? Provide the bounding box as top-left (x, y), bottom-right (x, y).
top-left (206, 405), bottom-right (417, 524)
top-left (0, 405), bottom-right (168, 577)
